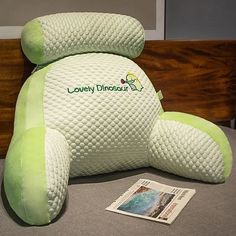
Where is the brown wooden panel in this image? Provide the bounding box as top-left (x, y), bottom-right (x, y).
top-left (135, 40), bottom-right (236, 122)
top-left (0, 39), bottom-right (236, 158)
top-left (0, 39), bottom-right (34, 158)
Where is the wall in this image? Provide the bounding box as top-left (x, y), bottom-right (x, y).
top-left (166, 0), bottom-right (236, 39)
top-left (0, 0), bottom-right (165, 39)
top-left (0, 0), bottom-right (156, 29)
top-left (0, 0), bottom-right (236, 40)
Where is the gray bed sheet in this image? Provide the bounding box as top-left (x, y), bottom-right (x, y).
top-left (0, 126), bottom-right (235, 236)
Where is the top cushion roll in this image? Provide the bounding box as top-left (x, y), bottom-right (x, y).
top-left (21, 12), bottom-right (145, 64)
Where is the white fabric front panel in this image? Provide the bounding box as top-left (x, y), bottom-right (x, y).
top-left (45, 128), bottom-right (70, 221)
top-left (38, 12), bottom-right (144, 63)
top-left (43, 53), bottom-right (161, 177)
top-left (148, 120), bottom-right (225, 183)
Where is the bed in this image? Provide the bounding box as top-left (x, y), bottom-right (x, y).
top-left (0, 39), bottom-right (236, 235)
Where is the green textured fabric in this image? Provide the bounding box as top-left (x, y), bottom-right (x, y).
top-left (13, 66), bottom-right (50, 140)
top-left (160, 112), bottom-right (233, 179)
top-left (4, 66), bottom-right (51, 225)
top-left (4, 127), bottom-right (50, 225)
top-left (21, 19), bottom-right (44, 64)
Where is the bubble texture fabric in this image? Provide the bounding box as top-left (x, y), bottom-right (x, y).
top-left (148, 120), bottom-right (225, 183)
top-left (43, 53), bottom-right (162, 177)
top-left (45, 128), bottom-right (70, 220)
top-left (4, 12), bottom-right (232, 226)
top-left (21, 12), bottom-right (145, 64)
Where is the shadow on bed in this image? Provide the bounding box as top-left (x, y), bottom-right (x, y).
top-left (68, 167), bottom-right (215, 185)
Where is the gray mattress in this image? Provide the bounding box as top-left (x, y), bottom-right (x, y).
top-left (0, 126), bottom-right (235, 236)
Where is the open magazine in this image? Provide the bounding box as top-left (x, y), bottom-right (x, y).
top-left (106, 179), bottom-right (196, 224)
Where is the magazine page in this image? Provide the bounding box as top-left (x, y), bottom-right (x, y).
top-left (106, 179), bottom-right (196, 224)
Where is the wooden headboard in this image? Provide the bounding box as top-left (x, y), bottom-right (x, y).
top-left (0, 39), bottom-right (236, 158)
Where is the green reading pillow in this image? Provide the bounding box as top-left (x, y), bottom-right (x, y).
top-left (4, 12), bottom-right (232, 225)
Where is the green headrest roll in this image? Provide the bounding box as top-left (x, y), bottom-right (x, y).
top-left (21, 12), bottom-right (145, 64)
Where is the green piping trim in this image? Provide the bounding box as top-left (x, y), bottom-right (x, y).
top-left (22, 127), bottom-right (49, 224)
top-left (13, 78), bottom-right (30, 140)
top-left (14, 66), bottom-right (51, 140)
top-left (25, 67), bottom-right (48, 129)
top-left (160, 112), bottom-right (233, 179)
top-left (4, 127), bottom-right (50, 225)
